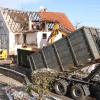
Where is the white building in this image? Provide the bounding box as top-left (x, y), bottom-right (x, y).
top-left (0, 8), bottom-right (75, 55)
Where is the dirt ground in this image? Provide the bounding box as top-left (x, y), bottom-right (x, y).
top-left (0, 59), bottom-right (97, 100)
top-left (0, 73), bottom-right (97, 100)
top-left (0, 74), bottom-right (23, 87)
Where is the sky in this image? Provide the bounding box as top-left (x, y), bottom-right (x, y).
top-left (0, 0), bottom-right (100, 28)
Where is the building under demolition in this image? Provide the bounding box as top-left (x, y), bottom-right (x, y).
top-left (0, 7), bottom-right (75, 55)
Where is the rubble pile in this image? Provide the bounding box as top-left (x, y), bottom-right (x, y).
top-left (5, 86), bottom-right (37, 100)
top-left (4, 86), bottom-right (64, 100)
top-left (31, 68), bottom-right (58, 95)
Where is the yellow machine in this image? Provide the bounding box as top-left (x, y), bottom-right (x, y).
top-left (48, 24), bottom-right (67, 44)
top-left (0, 49), bottom-right (7, 60)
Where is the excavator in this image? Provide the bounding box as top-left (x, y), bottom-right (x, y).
top-left (48, 24), bottom-right (69, 44)
top-left (0, 49), bottom-right (7, 60)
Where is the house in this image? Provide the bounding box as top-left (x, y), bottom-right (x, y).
top-left (0, 7), bottom-right (75, 55)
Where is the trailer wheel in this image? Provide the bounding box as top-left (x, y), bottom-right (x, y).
top-left (70, 84), bottom-right (85, 100)
top-left (54, 79), bottom-right (68, 95)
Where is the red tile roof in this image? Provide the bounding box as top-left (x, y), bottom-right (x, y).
top-left (39, 12), bottom-right (75, 32)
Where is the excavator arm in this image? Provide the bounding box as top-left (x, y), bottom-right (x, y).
top-left (48, 24), bottom-right (68, 44)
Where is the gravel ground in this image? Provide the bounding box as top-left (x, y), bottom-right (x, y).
top-left (0, 83), bottom-right (8, 100)
top-left (0, 63), bottom-right (97, 100)
top-left (0, 73), bottom-right (72, 100)
top-left (0, 74), bottom-right (23, 87)
top-left (0, 74), bottom-right (96, 100)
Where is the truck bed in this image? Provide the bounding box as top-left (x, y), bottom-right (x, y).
top-left (19, 27), bottom-right (100, 72)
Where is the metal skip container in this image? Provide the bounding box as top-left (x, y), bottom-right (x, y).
top-left (28, 27), bottom-right (100, 72)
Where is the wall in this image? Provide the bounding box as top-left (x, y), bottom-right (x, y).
top-left (0, 11), bottom-right (9, 51)
top-left (15, 34), bottom-right (23, 45)
top-left (37, 31), bottom-right (62, 48)
top-left (1, 9), bottom-right (23, 55)
top-left (37, 31), bottom-right (51, 48)
top-left (26, 32), bottom-right (37, 45)
top-left (13, 32), bottom-right (37, 55)
top-left (9, 32), bottom-right (16, 55)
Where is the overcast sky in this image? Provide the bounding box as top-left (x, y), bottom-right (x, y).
top-left (0, 0), bottom-right (100, 28)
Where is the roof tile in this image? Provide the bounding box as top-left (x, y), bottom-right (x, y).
top-left (39, 12), bottom-right (75, 32)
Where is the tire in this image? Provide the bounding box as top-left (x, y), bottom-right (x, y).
top-left (70, 84), bottom-right (85, 100)
top-left (90, 85), bottom-right (100, 100)
top-left (54, 79), bottom-right (68, 95)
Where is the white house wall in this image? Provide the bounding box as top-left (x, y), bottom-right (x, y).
top-left (0, 11), bottom-right (9, 51)
top-left (37, 31), bottom-right (50, 48)
top-left (15, 33), bottom-right (23, 45)
top-left (26, 33), bottom-right (37, 45)
top-left (14, 33), bottom-right (23, 55)
top-left (9, 32), bottom-right (16, 55)
top-left (0, 9), bottom-right (23, 55)
top-left (37, 31), bottom-right (62, 48)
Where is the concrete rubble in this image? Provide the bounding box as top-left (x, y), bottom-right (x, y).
top-left (1, 85), bottom-right (69, 100)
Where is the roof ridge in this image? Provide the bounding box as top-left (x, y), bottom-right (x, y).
top-left (39, 11), bottom-right (65, 15)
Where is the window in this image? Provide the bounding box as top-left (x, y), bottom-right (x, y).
top-left (15, 34), bottom-right (21, 45)
top-left (42, 33), bottom-right (47, 39)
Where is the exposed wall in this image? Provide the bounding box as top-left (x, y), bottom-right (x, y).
top-left (37, 31), bottom-right (62, 48)
top-left (9, 32), bottom-right (16, 55)
top-left (37, 31), bottom-right (51, 48)
top-left (15, 34), bottom-right (23, 45)
top-left (26, 32), bottom-right (37, 45)
top-left (0, 9), bottom-right (23, 55)
top-left (0, 11), bottom-right (9, 51)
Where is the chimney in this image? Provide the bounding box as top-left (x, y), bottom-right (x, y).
top-left (39, 6), bottom-right (48, 12)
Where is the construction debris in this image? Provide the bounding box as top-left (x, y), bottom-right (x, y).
top-left (31, 68), bottom-right (58, 96)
